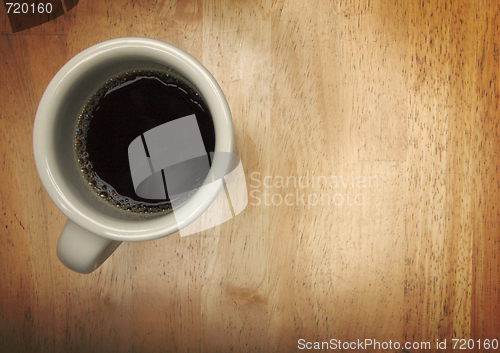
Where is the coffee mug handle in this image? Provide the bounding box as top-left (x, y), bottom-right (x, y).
top-left (56, 219), bottom-right (122, 274)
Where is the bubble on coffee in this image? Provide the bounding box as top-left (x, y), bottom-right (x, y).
top-left (74, 69), bottom-right (216, 215)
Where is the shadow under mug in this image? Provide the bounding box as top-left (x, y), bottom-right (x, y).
top-left (33, 37), bottom-right (234, 274)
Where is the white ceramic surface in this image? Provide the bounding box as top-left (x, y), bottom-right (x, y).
top-left (33, 37), bottom-right (234, 273)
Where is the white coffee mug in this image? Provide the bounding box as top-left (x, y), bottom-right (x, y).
top-left (33, 37), bottom-right (233, 274)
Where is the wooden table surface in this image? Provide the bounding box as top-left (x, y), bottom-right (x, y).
top-left (1, 0), bottom-right (499, 352)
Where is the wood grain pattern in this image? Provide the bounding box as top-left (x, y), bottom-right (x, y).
top-left (1, 0), bottom-right (498, 352)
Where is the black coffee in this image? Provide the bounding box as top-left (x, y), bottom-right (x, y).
top-left (74, 69), bottom-right (216, 214)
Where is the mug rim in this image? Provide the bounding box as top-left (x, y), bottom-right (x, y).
top-left (33, 37), bottom-right (234, 242)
